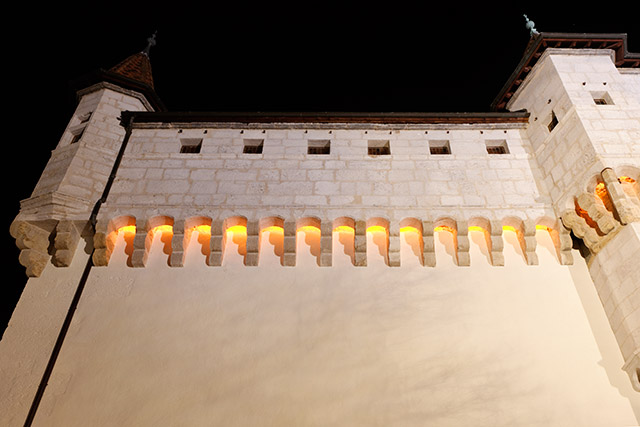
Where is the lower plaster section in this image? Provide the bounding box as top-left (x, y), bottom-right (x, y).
top-left (5, 230), bottom-right (640, 426)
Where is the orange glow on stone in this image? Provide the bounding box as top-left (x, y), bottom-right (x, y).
top-left (399, 226), bottom-right (420, 234)
top-left (468, 226), bottom-right (486, 233)
top-left (298, 225), bottom-right (320, 233)
top-left (118, 225), bottom-right (136, 235)
top-left (366, 225), bottom-right (387, 234)
top-left (619, 176), bottom-right (636, 183)
top-left (536, 225), bottom-right (553, 232)
top-left (333, 226), bottom-right (354, 233)
top-left (151, 224), bottom-right (173, 235)
top-left (502, 226), bottom-right (517, 233)
top-left (434, 226), bottom-right (455, 234)
top-left (192, 224), bottom-right (211, 234)
top-left (227, 225), bottom-right (247, 234)
top-left (261, 226), bottom-right (283, 234)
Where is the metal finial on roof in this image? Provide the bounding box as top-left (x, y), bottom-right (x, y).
top-left (523, 15), bottom-right (539, 37)
top-left (142, 31), bottom-right (157, 56)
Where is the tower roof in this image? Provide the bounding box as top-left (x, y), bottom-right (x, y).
top-left (491, 32), bottom-right (640, 111)
top-left (108, 51), bottom-right (155, 89)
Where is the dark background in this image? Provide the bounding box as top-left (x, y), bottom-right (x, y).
top-left (2, 3), bottom-right (638, 336)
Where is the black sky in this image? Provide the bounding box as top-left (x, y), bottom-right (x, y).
top-left (2, 4), bottom-right (638, 335)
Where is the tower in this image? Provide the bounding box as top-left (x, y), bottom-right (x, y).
top-left (494, 32), bottom-right (640, 389)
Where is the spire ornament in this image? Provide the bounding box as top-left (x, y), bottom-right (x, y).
top-left (143, 31), bottom-right (157, 56)
top-left (523, 14), bottom-right (539, 37)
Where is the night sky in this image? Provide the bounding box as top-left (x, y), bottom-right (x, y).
top-left (2, 4), bottom-right (638, 334)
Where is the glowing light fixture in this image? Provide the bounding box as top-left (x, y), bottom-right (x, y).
top-left (468, 226), bottom-right (486, 233)
top-left (535, 225), bottom-right (553, 232)
top-left (298, 225), bottom-right (320, 233)
top-left (619, 176), bottom-right (636, 183)
top-left (502, 225), bottom-right (517, 233)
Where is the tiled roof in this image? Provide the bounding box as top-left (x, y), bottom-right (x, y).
top-left (108, 52), bottom-right (154, 89)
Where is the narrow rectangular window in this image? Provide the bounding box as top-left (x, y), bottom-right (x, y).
top-left (70, 128), bottom-right (85, 144)
top-left (548, 111), bottom-right (558, 132)
top-left (485, 140), bottom-right (509, 155)
top-left (308, 140), bottom-right (330, 155)
top-left (368, 140), bottom-right (390, 156)
top-left (180, 138), bottom-right (202, 153)
top-left (429, 140), bottom-right (451, 155)
top-left (243, 139), bottom-right (264, 154)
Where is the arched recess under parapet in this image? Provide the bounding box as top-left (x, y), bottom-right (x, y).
top-left (296, 217), bottom-right (322, 266)
top-left (332, 216), bottom-right (355, 265)
top-left (399, 217), bottom-right (423, 266)
top-left (103, 215), bottom-right (136, 267)
top-left (366, 217), bottom-right (390, 266)
top-left (467, 216), bottom-right (492, 265)
top-left (433, 216), bottom-right (459, 266)
top-left (258, 216), bottom-right (285, 266)
top-left (184, 216), bottom-right (213, 263)
top-left (145, 215), bottom-right (175, 266)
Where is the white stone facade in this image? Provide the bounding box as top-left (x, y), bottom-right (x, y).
top-left (3, 33), bottom-right (640, 426)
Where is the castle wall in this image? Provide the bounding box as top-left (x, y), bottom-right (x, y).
top-left (20, 227), bottom-right (640, 426)
top-left (102, 124), bottom-right (551, 223)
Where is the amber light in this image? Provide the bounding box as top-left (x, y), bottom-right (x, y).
top-left (434, 225), bottom-right (456, 234)
top-left (191, 224), bottom-right (211, 234)
top-left (619, 176), bottom-right (636, 183)
top-left (227, 225), bottom-right (247, 234)
top-left (117, 225), bottom-right (136, 235)
top-left (298, 225), bottom-right (320, 233)
top-left (366, 225), bottom-right (387, 234)
top-left (261, 226), bottom-right (284, 234)
top-left (468, 226), bottom-right (486, 233)
top-left (399, 226), bottom-right (420, 234)
top-left (535, 225), bottom-right (553, 232)
top-left (502, 225), bottom-right (517, 233)
top-left (151, 224), bottom-right (173, 235)
top-left (333, 226), bottom-right (354, 233)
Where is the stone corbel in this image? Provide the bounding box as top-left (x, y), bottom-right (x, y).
top-left (421, 221), bottom-right (436, 267)
top-left (456, 221), bottom-right (470, 267)
top-left (207, 220), bottom-right (225, 267)
top-left (488, 220), bottom-right (505, 267)
top-left (283, 219), bottom-right (296, 267)
top-left (522, 220), bottom-right (539, 266)
top-left (388, 222), bottom-right (401, 267)
top-left (602, 168), bottom-right (640, 224)
top-left (319, 222), bottom-right (332, 267)
top-left (354, 220), bottom-right (367, 267)
top-left (168, 220), bottom-right (185, 267)
top-left (10, 220), bottom-right (54, 277)
top-left (245, 220), bottom-right (260, 266)
top-left (52, 220), bottom-right (82, 267)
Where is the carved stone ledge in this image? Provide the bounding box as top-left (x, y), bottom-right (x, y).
top-left (10, 220), bottom-right (55, 277)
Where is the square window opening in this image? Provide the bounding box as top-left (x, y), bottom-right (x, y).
top-left (308, 140), bottom-right (331, 155)
top-left (180, 138), bottom-right (202, 153)
top-left (485, 140), bottom-right (510, 155)
top-left (243, 139), bottom-right (264, 154)
top-left (429, 140), bottom-right (451, 155)
top-left (368, 140), bottom-right (390, 156)
top-left (591, 91), bottom-right (613, 105)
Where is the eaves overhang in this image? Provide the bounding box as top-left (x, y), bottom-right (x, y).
top-left (119, 110), bottom-right (530, 128)
top-left (491, 32), bottom-right (639, 112)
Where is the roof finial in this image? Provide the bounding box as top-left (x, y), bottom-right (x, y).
top-left (143, 31), bottom-right (157, 56)
top-left (523, 14), bottom-right (539, 37)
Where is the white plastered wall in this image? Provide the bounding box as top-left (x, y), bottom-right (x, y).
top-left (19, 227), bottom-right (640, 427)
